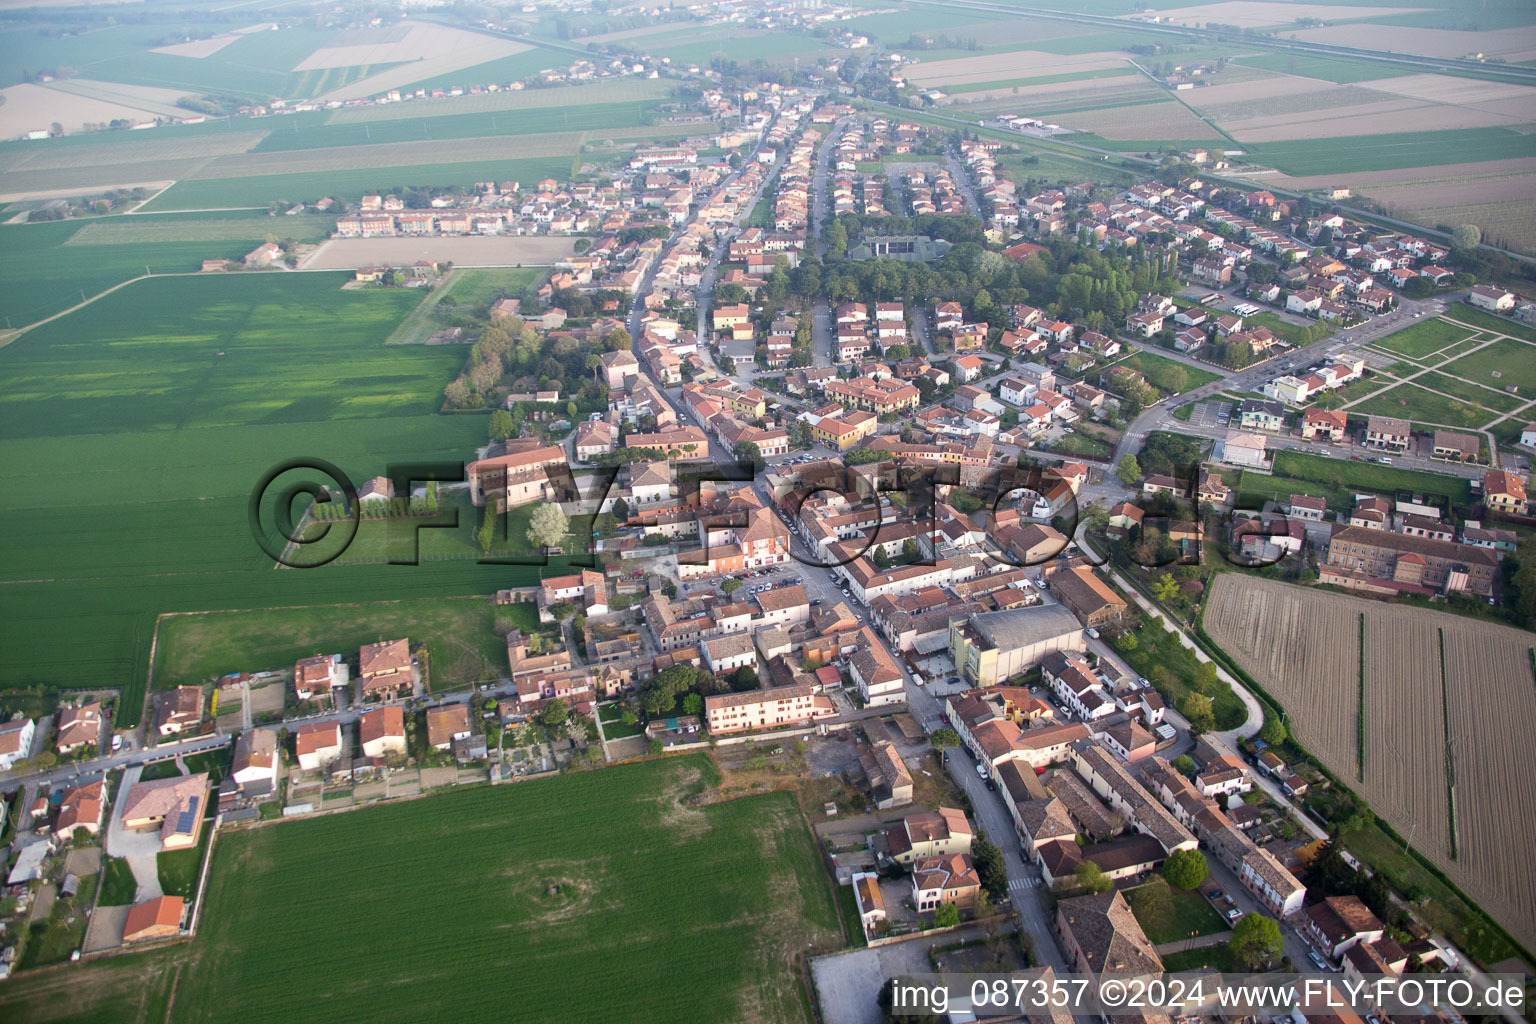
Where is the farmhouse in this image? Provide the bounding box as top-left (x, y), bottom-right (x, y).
top-left (467, 445), bottom-right (569, 510)
top-left (121, 773), bottom-right (210, 851)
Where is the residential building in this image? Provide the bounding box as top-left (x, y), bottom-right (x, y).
top-left (1303, 896), bottom-right (1385, 959)
top-left (359, 638), bottom-right (415, 700)
top-left (1322, 525), bottom-right (1498, 596)
top-left (910, 853), bottom-right (981, 912)
top-left (1215, 429), bottom-right (1269, 469)
top-left (124, 895), bottom-right (184, 943)
top-left (121, 773), bottom-right (210, 851)
top-left (154, 686), bottom-right (203, 738)
top-left (359, 706), bottom-right (407, 759)
top-left (1468, 284), bottom-right (1515, 311)
top-left (1238, 399), bottom-right (1285, 432)
top-left (54, 779), bottom-right (105, 839)
top-left (703, 685), bottom-right (834, 734)
top-left (1051, 567), bottom-right (1127, 630)
top-left (886, 807), bottom-right (974, 866)
top-left (426, 704), bottom-right (472, 750)
top-left (1056, 891), bottom-right (1162, 978)
top-left (1364, 415), bottom-right (1410, 452)
top-left (1301, 408), bottom-right (1347, 442)
top-left (294, 653), bottom-right (348, 705)
top-left (1484, 469), bottom-right (1528, 515)
top-left (294, 721), bottom-right (344, 771)
top-left (230, 728), bottom-right (279, 796)
top-left (1431, 429), bottom-right (1479, 463)
top-left (55, 702), bottom-right (101, 754)
top-left (0, 718), bottom-right (34, 771)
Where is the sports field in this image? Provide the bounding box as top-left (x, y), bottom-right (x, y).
top-left (200, 757), bottom-right (833, 1023)
top-left (0, 273), bottom-right (529, 725)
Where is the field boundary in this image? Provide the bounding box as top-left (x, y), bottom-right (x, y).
top-left (1357, 612), bottom-right (1365, 783)
top-left (1437, 628), bottom-right (1459, 861)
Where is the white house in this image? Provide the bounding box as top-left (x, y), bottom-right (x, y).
top-left (1214, 430), bottom-right (1269, 469)
top-left (0, 718), bottom-right (36, 771)
top-left (1468, 284), bottom-right (1515, 312)
top-left (1521, 423), bottom-right (1536, 449)
top-left (294, 721), bottom-right (343, 772)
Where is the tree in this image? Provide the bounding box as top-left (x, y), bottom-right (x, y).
top-left (1190, 661), bottom-right (1219, 696)
top-left (1180, 692), bottom-right (1215, 734)
top-left (1163, 848), bottom-right (1208, 890)
top-left (1260, 715), bottom-right (1288, 746)
top-left (1116, 453), bottom-right (1142, 487)
top-left (873, 547), bottom-right (892, 570)
top-left (1172, 754), bottom-right (1196, 775)
top-left (476, 503), bottom-right (497, 553)
top-left (620, 709), bottom-right (639, 727)
top-left (662, 580), bottom-right (677, 599)
top-left (932, 902), bottom-right (961, 928)
top-left (1074, 861), bottom-right (1113, 894)
top-left (649, 738), bottom-right (664, 756)
top-left (539, 698), bottom-right (570, 728)
top-left (928, 727), bottom-right (960, 761)
top-left (682, 692), bottom-right (704, 716)
top-left (789, 419), bottom-right (815, 450)
top-left (489, 409), bottom-right (515, 441)
top-left (1450, 223), bottom-right (1482, 255)
top-left (526, 503), bottom-right (569, 550)
top-left (972, 837), bottom-right (1008, 900)
top-left (721, 577), bottom-right (744, 595)
top-left (731, 666), bottom-right (758, 691)
top-left (1152, 572), bottom-right (1180, 604)
top-left (1228, 913), bottom-right (1284, 969)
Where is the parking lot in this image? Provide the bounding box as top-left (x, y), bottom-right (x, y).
top-left (1189, 400), bottom-right (1233, 428)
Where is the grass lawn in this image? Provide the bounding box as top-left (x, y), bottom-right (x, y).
top-left (1111, 617), bottom-right (1247, 730)
top-left (1117, 349), bottom-right (1223, 396)
top-left (0, 272), bottom-right (554, 726)
top-left (153, 595), bottom-right (510, 693)
top-left (98, 857), bottom-right (138, 907)
top-left (0, 951), bottom-right (180, 1024)
top-left (158, 827), bottom-right (211, 901)
top-left (1342, 821), bottom-right (1519, 967)
top-left (1244, 311), bottom-right (1334, 346)
top-left (114, 755), bottom-right (839, 1024)
top-left (1240, 450), bottom-right (1474, 513)
top-left (1441, 336), bottom-right (1536, 396)
top-left (1355, 382), bottom-right (1498, 430)
top-left (598, 702), bottom-right (645, 739)
top-left (1160, 942), bottom-right (1237, 972)
top-left (1374, 318), bottom-right (1477, 358)
top-left (1415, 371), bottom-right (1526, 414)
top-left (1123, 880), bottom-right (1227, 946)
top-left (383, 266), bottom-right (544, 344)
top-left (1044, 432), bottom-right (1114, 459)
top-left (1330, 375), bottom-right (1390, 403)
top-left (1443, 301), bottom-right (1536, 344)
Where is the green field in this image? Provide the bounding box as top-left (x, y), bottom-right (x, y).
top-left (0, 273), bottom-right (546, 725)
top-left (64, 214), bottom-right (337, 246)
top-left (647, 30), bottom-right (837, 67)
top-left (152, 595), bottom-right (518, 692)
top-left (0, 217), bottom-right (326, 327)
top-left (1232, 53), bottom-right (1412, 84)
top-left (4, 756), bottom-right (841, 1024)
top-left (1442, 301), bottom-right (1536, 344)
top-left (1248, 127), bottom-right (1536, 176)
top-left (1117, 349), bottom-right (1223, 395)
top-left (1442, 336), bottom-right (1536, 397)
top-left (1355, 382), bottom-right (1498, 430)
top-left (1237, 449), bottom-right (1474, 512)
top-left (1374, 318), bottom-right (1477, 358)
top-left (946, 66), bottom-right (1137, 94)
top-left (251, 101), bottom-right (660, 153)
top-left (136, 154), bottom-right (576, 211)
top-left (326, 78), bottom-right (674, 122)
top-left (385, 266), bottom-right (545, 344)
top-left (383, 45), bottom-right (577, 97)
top-left (1415, 371), bottom-right (1526, 414)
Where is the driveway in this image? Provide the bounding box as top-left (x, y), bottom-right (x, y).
top-left (104, 764), bottom-right (164, 902)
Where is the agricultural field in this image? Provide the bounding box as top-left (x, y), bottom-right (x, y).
top-left (324, 77), bottom-right (674, 122)
top-left (384, 266), bottom-right (545, 344)
top-left (136, 154), bottom-right (575, 211)
top-left (1052, 99), bottom-right (1224, 142)
top-left (1231, 53), bottom-right (1413, 84)
top-left (0, 272), bottom-right (529, 725)
top-left (299, 235), bottom-right (576, 270)
top-left (30, 756), bottom-right (836, 1024)
top-left (64, 212), bottom-right (336, 246)
top-left (152, 596), bottom-right (512, 693)
top-left (250, 101), bottom-right (662, 153)
top-left (1244, 127), bottom-right (1536, 177)
top-left (1204, 576), bottom-right (1536, 954)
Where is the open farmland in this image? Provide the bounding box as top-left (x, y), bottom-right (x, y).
top-left (1204, 576), bottom-right (1536, 953)
top-left (1245, 127), bottom-right (1536, 176)
top-left (324, 77), bottom-right (674, 122)
top-left (0, 272), bottom-right (523, 724)
top-left (905, 49), bottom-right (1133, 89)
top-left (1120, 3), bottom-right (1425, 30)
top-left (1053, 99), bottom-right (1223, 141)
top-left (300, 235), bottom-right (575, 270)
top-left (173, 756), bottom-right (835, 1024)
top-left (1281, 23), bottom-right (1536, 62)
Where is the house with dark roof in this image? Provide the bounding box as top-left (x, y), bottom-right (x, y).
top-left (1056, 891), bottom-right (1162, 978)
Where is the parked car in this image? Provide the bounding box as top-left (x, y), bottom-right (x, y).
top-left (1308, 952), bottom-right (1331, 972)
top-left (1085, 627), bottom-right (1100, 640)
top-left (974, 762), bottom-right (990, 780)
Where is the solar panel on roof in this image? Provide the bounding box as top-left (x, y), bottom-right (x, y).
top-left (174, 796), bottom-right (199, 835)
